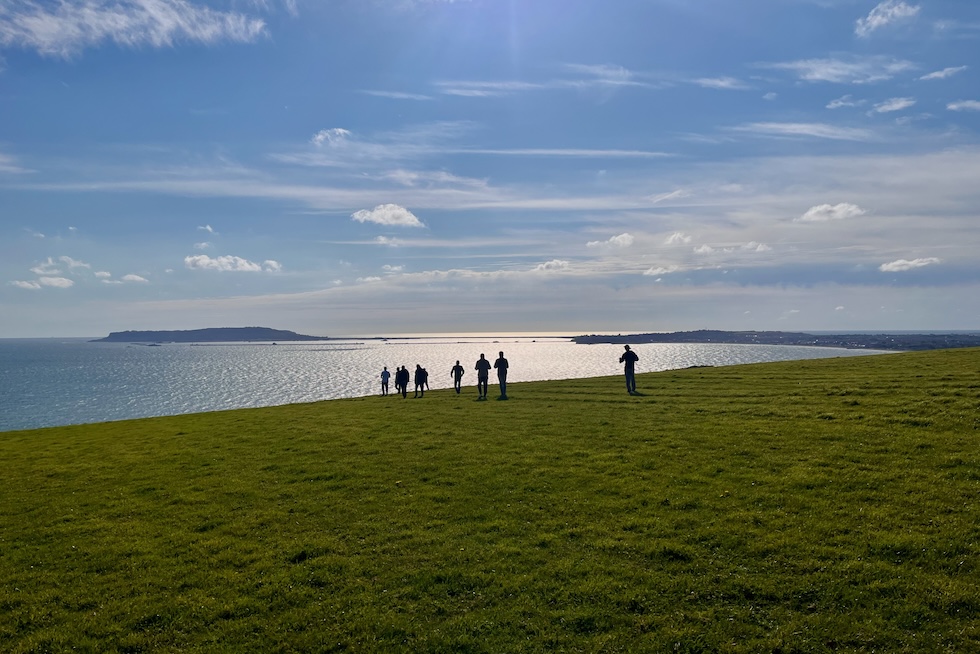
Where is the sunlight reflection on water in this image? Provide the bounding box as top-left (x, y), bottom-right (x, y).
top-left (0, 337), bottom-right (888, 431)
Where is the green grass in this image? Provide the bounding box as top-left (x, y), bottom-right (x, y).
top-left (2, 348), bottom-right (979, 653)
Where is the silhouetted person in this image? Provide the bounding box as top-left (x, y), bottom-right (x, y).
top-left (396, 365), bottom-right (409, 399)
top-left (451, 360), bottom-right (465, 394)
top-left (475, 353), bottom-right (491, 399)
top-left (494, 351), bottom-right (509, 399)
top-left (380, 366), bottom-right (390, 396)
top-left (414, 364), bottom-right (428, 398)
top-left (619, 344), bottom-right (639, 394)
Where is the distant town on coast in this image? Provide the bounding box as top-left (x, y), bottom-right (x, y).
top-left (91, 327), bottom-right (980, 351)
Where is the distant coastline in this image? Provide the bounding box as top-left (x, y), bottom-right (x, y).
top-left (90, 327), bottom-right (331, 343)
top-left (89, 327), bottom-right (980, 351)
top-left (572, 329), bottom-right (980, 351)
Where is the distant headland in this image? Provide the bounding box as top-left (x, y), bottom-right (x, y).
top-left (572, 329), bottom-right (980, 351)
top-left (91, 327), bottom-right (331, 343)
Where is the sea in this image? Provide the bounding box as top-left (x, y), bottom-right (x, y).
top-left (0, 336), bottom-right (893, 433)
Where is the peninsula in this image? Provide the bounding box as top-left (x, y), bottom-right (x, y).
top-left (572, 329), bottom-right (980, 351)
top-left (91, 327), bottom-right (331, 343)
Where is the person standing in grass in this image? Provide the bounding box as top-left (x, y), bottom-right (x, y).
top-left (494, 351), bottom-right (509, 399)
top-left (380, 366), bottom-right (391, 396)
top-left (451, 360), bottom-right (465, 394)
top-left (414, 364), bottom-right (428, 398)
top-left (397, 366), bottom-right (409, 399)
top-left (475, 353), bottom-right (491, 399)
top-left (619, 344), bottom-right (639, 395)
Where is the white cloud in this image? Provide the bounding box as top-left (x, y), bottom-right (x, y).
top-left (262, 260), bottom-right (282, 272)
top-left (375, 236), bottom-right (400, 247)
top-left (0, 0), bottom-right (268, 58)
top-left (121, 274), bottom-right (149, 283)
top-left (95, 271), bottom-right (112, 279)
top-left (919, 66), bottom-right (967, 81)
top-left (665, 232), bottom-right (692, 245)
top-left (194, 241), bottom-right (212, 250)
top-left (587, 233), bottom-right (634, 248)
top-left (643, 265), bottom-right (679, 276)
top-left (532, 259), bottom-right (570, 272)
top-left (352, 203), bottom-right (424, 227)
top-left (694, 245), bottom-right (715, 255)
top-left (879, 257), bottom-right (940, 272)
top-left (742, 242), bottom-right (771, 252)
top-left (763, 92), bottom-right (778, 101)
top-left (356, 276), bottom-right (382, 283)
top-left (59, 255), bottom-right (91, 269)
top-left (948, 100), bottom-right (980, 112)
top-left (197, 224), bottom-right (217, 234)
top-left (38, 276), bottom-right (74, 288)
top-left (873, 97), bottom-right (916, 113)
top-left (30, 257), bottom-right (61, 275)
top-left (184, 254), bottom-right (272, 272)
top-left (797, 202), bottom-right (868, 222)
top-left (827, 95), bottom-right (863, 109)
top-left (734, 122), bottom-right (873, 141)
top-left (856, 1), bottom-right (920, 37)
top-left (311, 128), bottom-right (352, 147)
top-left (24, 228), bottom-right (45, 239)
top-left (382, 264), bottom-right (404, 273)
top-left (10, 280), bottom-right (41, 290)
top-left (767, 56), bottom-right (914, 84)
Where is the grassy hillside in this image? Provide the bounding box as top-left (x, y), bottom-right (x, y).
top-left (2, 349), bottom-right (978, 652)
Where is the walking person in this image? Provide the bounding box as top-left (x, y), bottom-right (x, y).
top-left (380, 366), bottom-right (391, 396)
top-left (414, 364), bottom-right (427, 398)
top-left (475, 353), bottom-right (491, 399)
top-left (619, 345), bottom-right (639, 395)
top-left (494, 351), bottom-right (509, 400)
top-left (451, 360), bottom-right (465, 394)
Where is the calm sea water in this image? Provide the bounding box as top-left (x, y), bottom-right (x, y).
top-left (0, 336), bottom-right (890, 432)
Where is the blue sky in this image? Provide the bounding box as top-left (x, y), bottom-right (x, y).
top-left (2, 0), bottom-right (979, 338)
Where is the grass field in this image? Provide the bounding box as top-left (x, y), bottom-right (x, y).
top-left (1, 348), bottom-right (979, 652)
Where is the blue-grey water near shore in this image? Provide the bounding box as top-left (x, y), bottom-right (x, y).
top-left (0, 337), bottom-right (891, 432)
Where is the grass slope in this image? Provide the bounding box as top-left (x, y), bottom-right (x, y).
top-left (2, 349), bottom-right (979, 653)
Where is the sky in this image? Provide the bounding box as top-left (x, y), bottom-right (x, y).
top-left (2, 0), bottom-right (979, 338)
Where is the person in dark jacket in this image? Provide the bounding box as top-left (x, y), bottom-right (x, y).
top-left (619, 345), bottom-right (639, 395)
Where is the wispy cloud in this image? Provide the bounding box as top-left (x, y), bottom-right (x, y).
top-left (359, 90), bottom-right (433, 101)
top-left (0, 0), bottom-right (268, 58)
top-left (872, 97), bottom-right (916, 113)
top-left (826, 94), bottom-right (864, 109)
top-left (435, 63), bottom-right (648, 97)
top-left (919, 66), bottom-right (967, 80)
top-left (351, 204), bottom-right (424, 227)
top-left (766, 56), bottom-right (915, 84)
top-left (879, 257), bottom-right (940, 272)
top-left (948, 100), bottom-right (980, 112)
top-left (0, 152), bottom-right (32, 173)
top-left (856, 1), bottom-right (921, 38)
top-left (733, 122), bottom-right (873, 141)
top-left (695, 76), bottom-right (750, 90)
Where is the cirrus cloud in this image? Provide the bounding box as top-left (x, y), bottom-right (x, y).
top-left (856, 1), bottom-right (921, 37)
top-left (0, 0), bottom-right (268, 59)
top-left (879, 258), bottom-right (940, 272)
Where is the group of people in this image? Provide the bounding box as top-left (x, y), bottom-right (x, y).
top-left (380, 364), bottom-right (431, 398)
top-left (380, 352), bottom-right (510, 400)
top-left (380, 345), bottom-right (641, 399)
